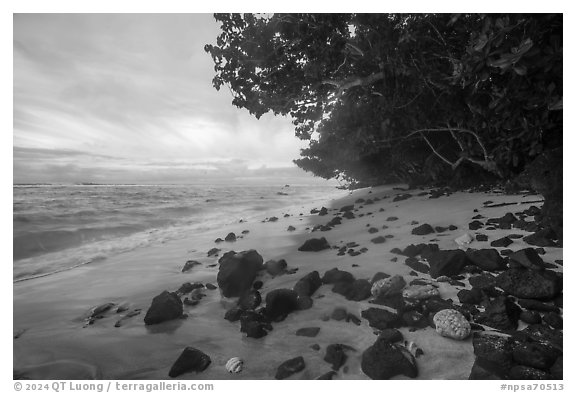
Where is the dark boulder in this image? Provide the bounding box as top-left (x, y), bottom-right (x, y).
top-left (144, 291), bottom-right (183, 325)
top-left (345, 279), bottom-right (372, 301)
top-left (475, 296), bottom-right (521, 330)
top-left (275, 356), bottom-right (306, 379)
top-left (293, 271), bottom-right (322, 297)
top-left (181, 260), bottom-right (201, 273)
top-left (402, 243), bottom-right (426, 257)
top-left (342, 211), bottom-right (355, 219)
top-left (496, 268), bottom-right (562, 300)
top-left (466, 249), bottom-right (506, 271)
top-left (509, 365), bottom-right (551, 380)
top-left (316, 371), bottom-right (337, 380)
top-left (393, 193), bottom-right (412, 202)
top-left (296, 296), bottom-right (313, 310)
top-left (225, 232), bottom-right (237, 242)
top-left (490, 237), bottom-right (513, 248)
top-left (509, 248), bottom-right (546, 271)
top-left (519, 310), bottom-right (542, 325)
top-left (339, 204), bottom-right (354, 212)
top-left (331, 307), bottom-right (348, 321)
top-left (426, 250), bottom-right (470, 278)
top-left (370, 272), bottom-right (391, 284)
top-left (361, 307), bottom-right (400, 330)
top-left (361, 340), bottom-right (417, 380)
top-left (296, 327), bottom-right (320, 337)
top-left (298, 237), bottom-right (330, 252)
top-left (207, 248), bottom-right (220, 257)
top-left (239, 311), bottom-right (272, 338)
top-left (324, 344), bottom-right (352, 370)
top-left (472, 332), bottom-right (514, 378)
top-left (468, 358), bottom-right (503, 380)
top-left (517, 299), bottom-right (559, 312)
top-left (402, 310), bottom-right (428, 328)
top-left (469, 273), bottom-right (497, 290)
top-left (550, 356), bottom-right (563, 380)
top-left (237, 290), bottom-right (262, 310)
top-left (217, 250), bottom-right (264, 298)
top-left (265, 289), bottom-right (299, 320)
top-left (321, 268), bottom-right (355, 284)
top-left (371, 293), bottom-right (409, 312)
top-left (524, 229), bottom-right (558, 247)
top-left (411, 223), bottom-right (434, 235)
top-left (404, 257), bottom-right (430, 274)
top-left (371, 236), bottom-right (386, 244)
top-left (512, 342), bottom-right (558, 370)
top-left (377, 329), bottom-right (403, 343)
top-left (476, 234), bottom-right (488, 242)
top-left (176, 282), bottom-right (204, 295)
top-left (224, 307), bottom-right (245, 322)
top-left (168, 347), bottom-right (211, 378)
top-left (543, 312), bottom-right (563, 329)
top-left (469, 221), bottom-right (484, 230)
top-left (518, 299), bottom-right (559, 312)
top-left (457, 288), bottom-right (484, 305)
top-left (521, 324), bottom-right (563, 350)
top-left (264, 259), bottom-right (288, 276)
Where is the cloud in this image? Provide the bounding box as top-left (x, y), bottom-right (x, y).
top-left (13, 14), bottom-right (323, 185)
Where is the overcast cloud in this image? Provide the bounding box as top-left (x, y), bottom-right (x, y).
top-left (13, 14), bottom-right (326, 184)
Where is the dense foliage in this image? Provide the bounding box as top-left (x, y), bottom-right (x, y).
top-left (205, 14), bottom-right (562, 187)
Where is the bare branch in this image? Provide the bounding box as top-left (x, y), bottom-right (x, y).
top-left (393, 89), bottom-right (423, 109)
top-left (345, 42), bottom-right (365, 56)
top-left (322, 71), bottom-right (384, 98)
top-left (427, 21), bottom-right (447, 47)
top-left (448, 127), bottom-right (465, 152)
top-left (332, 57), bottom-right (347, 76)
top-left (421, 134), bottom-right (454, 167)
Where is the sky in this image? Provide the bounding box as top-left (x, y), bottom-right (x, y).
top-left (13, 14), bottom-right (330, 185)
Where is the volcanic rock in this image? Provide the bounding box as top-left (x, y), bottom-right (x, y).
top-left (181, 260), bottom-right (201, 273)
top-left (322, 268), bottom-right (355, 284)
top-left (361, 340), bottom-right (417, 379)
top-left (298, 237), bottom-right (330, 252)
top-left (361, 307), bottom-right (400, 329)
top-left (411, 223), bottom-right (434, 236)
top-left (490, 237), bottom-right (513, 248)
top-left (168, 347), bottom-right (211, 378)
top-left (475, 296), bottom-right (521, 330)
top-left (217, 250), bottom-right (264, 298)
top-left (496, 268), bottom-right (561, 300)
top-left (466, 249), bottom-right (506, 271)
top-left (293, 271), bottom-right (322, 297)
top-left (296, 327), bottom-right (320, 337)
top-left (509, 248), bottom-right (546, 271)
top-left (426, 250), bottom-right (470, 278)
top-left (275, 356), bottom-right (306, 379)
top-left (144, 291), bottom-right (183, 325)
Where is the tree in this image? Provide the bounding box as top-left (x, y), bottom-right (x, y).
top-left (205, 13), bottom-right (562, 187)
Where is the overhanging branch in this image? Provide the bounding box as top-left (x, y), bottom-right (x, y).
top-left (322, 71), bottom-right (384, 98)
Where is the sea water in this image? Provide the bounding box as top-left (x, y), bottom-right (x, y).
top-left (13, 183), bottom-right (340, 281)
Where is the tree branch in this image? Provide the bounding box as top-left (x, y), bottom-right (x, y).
top-left (421, 134), bottom-right (455, 167)
top-left (322, 71), bottom-right (384, 98)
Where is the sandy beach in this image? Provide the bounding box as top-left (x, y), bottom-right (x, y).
top-left (13, 184), bottom-right (563, 380)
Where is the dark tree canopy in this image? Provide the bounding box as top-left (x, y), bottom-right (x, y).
top-left (205, 13), bottom-right (562, 187)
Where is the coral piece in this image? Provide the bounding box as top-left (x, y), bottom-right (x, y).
top-left (433, 309), bottom-right (471, 340)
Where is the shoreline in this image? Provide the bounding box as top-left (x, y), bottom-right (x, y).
top-left (13, 184), bottom-right (563, 380)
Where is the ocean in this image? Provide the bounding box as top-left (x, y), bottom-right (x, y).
top-left (13, 183), bottom-right (341, 282)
